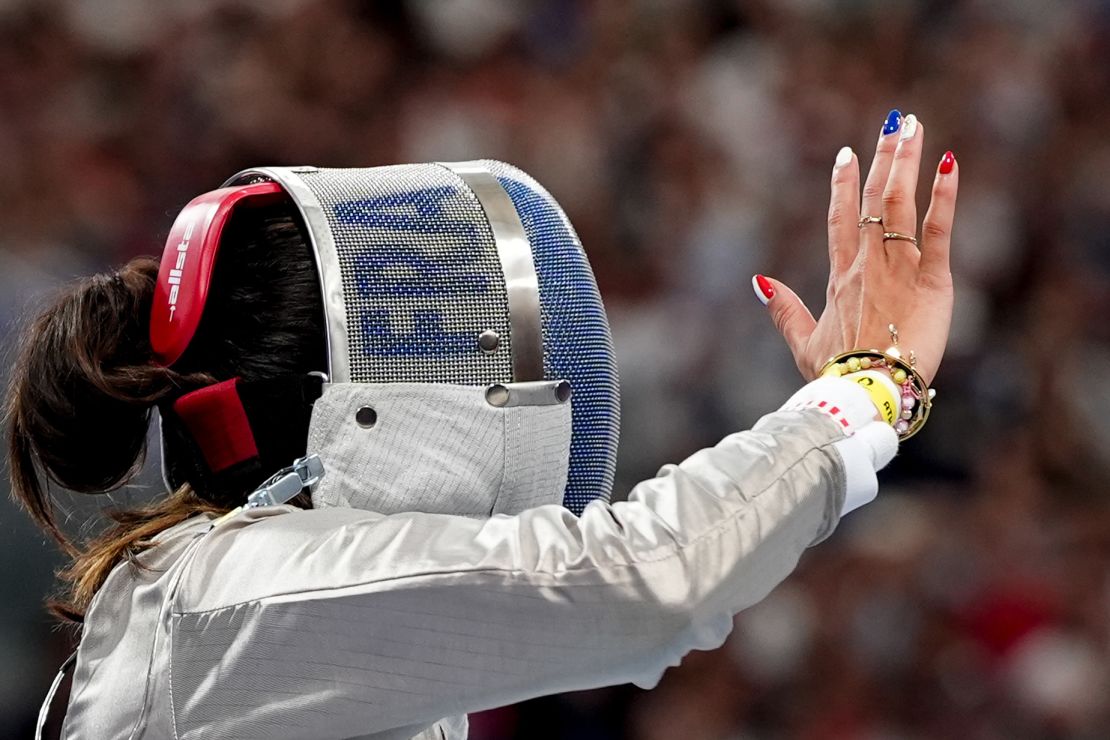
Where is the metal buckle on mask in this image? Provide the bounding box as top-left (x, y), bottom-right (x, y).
top-left (245, 454), bottom-right (326, 508)
top-left (485, 380), bottom-right (572, 408)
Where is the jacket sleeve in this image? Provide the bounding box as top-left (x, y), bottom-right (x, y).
top-left (168, 379), bottom-right (896, 739)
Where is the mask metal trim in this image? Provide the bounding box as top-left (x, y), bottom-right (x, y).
top-left (485, 380), bottom-right (572, 408)
top-left (437, 161), bottom-right (543, 382)
top-left (223, 166), bottom-right (351, 383)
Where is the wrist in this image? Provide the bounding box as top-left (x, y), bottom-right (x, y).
top-left (779, 376), bottom-right (888, 437)
top-left (819, 349), bottom-right (933, 438)
top-left (839, 369), bottom-right (902, 425)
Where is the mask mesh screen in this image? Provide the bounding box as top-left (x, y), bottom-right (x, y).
top-left (483, 161), bottom-right (620, 513)
top-left (293, 163), bottom-right (619, 513)
top-left (299, 166), bottom-right (513, 384)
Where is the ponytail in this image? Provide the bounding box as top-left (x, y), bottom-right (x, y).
top-left (6, 257), bottom-right (210, 618)
top-left (7, 205), bottom-right (325, 621)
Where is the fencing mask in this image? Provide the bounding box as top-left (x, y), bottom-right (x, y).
top-left (151, 161), bottom-right (619, 517)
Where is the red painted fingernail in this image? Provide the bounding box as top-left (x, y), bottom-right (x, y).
top-left (752, 274), bottom-right (775, 305)
top-left (939, 150), bottom-right (956, 175)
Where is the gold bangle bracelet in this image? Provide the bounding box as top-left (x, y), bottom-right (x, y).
top-left (819, 349), bottom-right (933, 439)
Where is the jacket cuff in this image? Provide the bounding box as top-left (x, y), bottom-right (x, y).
top-left (832, 423), bottom-right (898, 514)
top-left (780, 377), bottom-right (899, 515)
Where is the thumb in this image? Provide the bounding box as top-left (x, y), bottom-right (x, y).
top-left (752, 274), bottom-right (816, 357)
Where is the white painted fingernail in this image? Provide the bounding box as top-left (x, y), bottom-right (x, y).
top-left (899, 114), bottom-right (918, 141)
top-left (835, 146), bottom-right (853, 168)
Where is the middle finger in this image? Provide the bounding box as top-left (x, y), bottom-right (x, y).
top-left (860, 109), bottom-right (903, 229)
top-left (880, 113), bottom-right (925, 253)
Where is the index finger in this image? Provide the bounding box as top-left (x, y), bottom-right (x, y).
top-left (828, 146), bottom-right (861, 274)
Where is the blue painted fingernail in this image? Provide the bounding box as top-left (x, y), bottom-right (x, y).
top-left (882, 109), bottom-right (902, 135)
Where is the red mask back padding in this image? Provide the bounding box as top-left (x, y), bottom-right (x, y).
top-left (173, 378), bottom-right (259, 473)
top-left (151, 182), bottom-right (286, 367)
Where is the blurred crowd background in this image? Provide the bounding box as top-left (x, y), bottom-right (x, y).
top-left (2, 0), bottom-right (1109, 738)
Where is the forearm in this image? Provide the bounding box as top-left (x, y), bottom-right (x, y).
top-left (171, 379), bottom-right (897, 736)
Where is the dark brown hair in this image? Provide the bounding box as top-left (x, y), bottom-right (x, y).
top-left (6, 203), bottom-right (325, 621)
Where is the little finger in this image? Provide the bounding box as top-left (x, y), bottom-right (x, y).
top-left (919, 150), bottom-right (959, 284)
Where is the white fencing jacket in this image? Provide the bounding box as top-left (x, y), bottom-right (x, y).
top-left (60, 378), bottom-right (897, 739)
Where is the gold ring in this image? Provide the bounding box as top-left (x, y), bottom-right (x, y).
top-left (857, 216), bottom-right (883, 228)
top-left (882, 231), bottom-right (918, 246)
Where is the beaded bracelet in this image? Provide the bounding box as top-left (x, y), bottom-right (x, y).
top-left (819, 344), bottom-right (935, 439)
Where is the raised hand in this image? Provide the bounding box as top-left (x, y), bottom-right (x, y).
top-left (754, 110), bottom-right (958, 385)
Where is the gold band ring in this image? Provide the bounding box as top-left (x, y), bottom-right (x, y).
top-left (882, 231), bottom-right (918, 246)
top-left (857, 216), bottom-right (883, 228)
